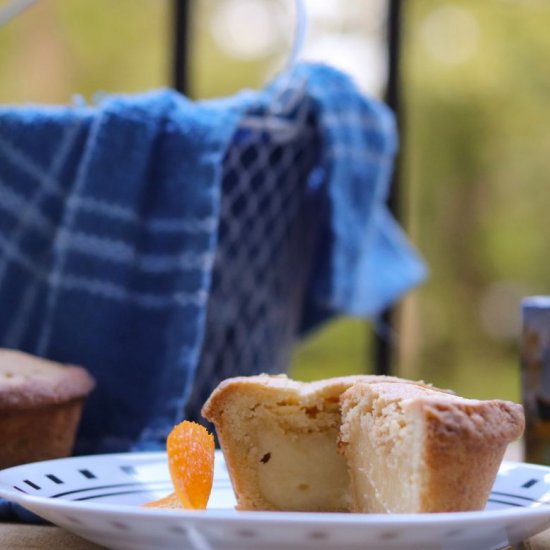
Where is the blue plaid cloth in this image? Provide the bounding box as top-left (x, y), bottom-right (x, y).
top-left (292, 65), bottom-right (426, 327)
top-left (0, 63), bottom-right (426, 460)
top-left (0, 91), bottom-right (246, 456)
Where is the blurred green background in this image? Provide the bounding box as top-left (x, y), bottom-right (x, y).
top-left (2, 0), bottom-right (549, 402)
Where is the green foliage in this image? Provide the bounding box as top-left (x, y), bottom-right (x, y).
top-left (396, 0), bottom-right (550, 400)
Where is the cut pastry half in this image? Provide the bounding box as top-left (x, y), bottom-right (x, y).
top-left (338, 382), bottom-right (525, 513)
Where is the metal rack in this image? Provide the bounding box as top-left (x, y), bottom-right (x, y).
top-left (170, 0), bottom-right (404, 377)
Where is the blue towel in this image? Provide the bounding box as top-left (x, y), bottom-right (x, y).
top-left (0, 63), bottom-right (426, 483)
top-left (292, 65), bottom-right (426, 328)
top-left (0, 91), bottom-right (246, 455)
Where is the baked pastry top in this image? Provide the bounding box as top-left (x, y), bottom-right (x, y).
top-left (339, 382), bottom-right (525, 513)
top-left (0, 349), bottom-right (95, 410)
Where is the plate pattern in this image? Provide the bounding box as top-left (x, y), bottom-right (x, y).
top-left (1, 453), bottom-right (550, 550)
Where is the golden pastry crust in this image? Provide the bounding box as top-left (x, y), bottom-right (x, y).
top-left (201, 374), bottom-right (438, 512)
top-left (202, 373), bottom-right (436, 421)
top-left (338, 382), bottom-right (525, 513)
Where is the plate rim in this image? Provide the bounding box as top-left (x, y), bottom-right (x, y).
top-left (1, 453), bottom-right (550, 527)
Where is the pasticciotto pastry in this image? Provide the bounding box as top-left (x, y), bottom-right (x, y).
top-left (201, 373), bottom-right (438, 512)
top-left (338, 382), bottom-right (525, 513)
top-left (0, 349), bottom-right (95, 469)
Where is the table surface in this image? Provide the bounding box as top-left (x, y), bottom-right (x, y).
top-left (0, 442), bottom-right (548, 550)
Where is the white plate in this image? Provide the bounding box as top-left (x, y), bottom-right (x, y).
top-left (2, 452), bottom-right (550, 550)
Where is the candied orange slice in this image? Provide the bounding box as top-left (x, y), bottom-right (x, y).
top-left (166, 420), bottom-right (215, 510)
top-left (143, 491), bottom-right (182, 509)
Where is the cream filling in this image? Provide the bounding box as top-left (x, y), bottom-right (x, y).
top-left (256, 424), bottom-right (349, 511)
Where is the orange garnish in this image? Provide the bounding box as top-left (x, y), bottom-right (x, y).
top-left (166, 420), bottom-right (215, 510)
top-left (143, 491), bottom-right (182, 509)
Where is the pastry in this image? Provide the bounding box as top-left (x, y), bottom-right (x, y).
top-left (201, 373), bottom-right (435, 511)
top-left (338, 382), bottom-right (525, 513)
top-left (0, 349), bottom-right (95, 469)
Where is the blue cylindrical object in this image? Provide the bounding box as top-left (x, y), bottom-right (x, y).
top-left (521, 296), bottom-right (550, 464)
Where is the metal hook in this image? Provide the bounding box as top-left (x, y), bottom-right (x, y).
top-left (238, 0), bottom-right (309, 140)
top-left (287, 0), bottom-right (307, 70)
